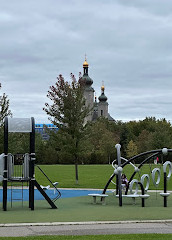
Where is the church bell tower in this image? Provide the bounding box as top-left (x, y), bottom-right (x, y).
top-left (80, 56), bottom-right (94, 122)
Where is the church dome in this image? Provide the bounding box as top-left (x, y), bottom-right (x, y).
top-left (98, 93), bottom-right (107, 102)
top-left (79, 56), bottom-right (93, 87)
top-left (81, 75), bottom-right (93, 86)
top-left (98, 83), bottom-right (107, 102)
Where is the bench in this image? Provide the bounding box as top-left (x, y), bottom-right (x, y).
top-left (116, 194), bottom-right (150, 204)
top-left (88, 193), bottom-right (108, 205)
top-left (116, 194), bottom-right (140, 204)
top-left (160, 192), bottom-right (170, 197)
top-left (139, 194), bottom-right (150, 199)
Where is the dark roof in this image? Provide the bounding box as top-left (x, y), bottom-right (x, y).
top-left (107, 113), bottom-right (115, 121)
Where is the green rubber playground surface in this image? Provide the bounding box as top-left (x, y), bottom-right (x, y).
top-left (0, 191), bottom-right (172, 224)
top-left (0, 164), bottom-right (171, 224)
top-left (0, 164), bottom-right (171, 239)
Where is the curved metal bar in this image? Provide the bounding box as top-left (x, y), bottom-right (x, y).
top-left (103, 151), bottom-right (159, 195)
top-left (103, 148), bottom-right (172, 195)
top-left (102, 172), bottom-right (116, 194)
top-left (112, 159), bottom-right (117, 169)
top-left (125, 152), bottom-right (159, 194)
top-left (122, 149), bottom-right (162, 168)
top-left (36, 165), bottom-right (61, 201)
top-left (138, 182), bottom-right (145, 207)
top-left (121, 157), bottom-right (136, 168)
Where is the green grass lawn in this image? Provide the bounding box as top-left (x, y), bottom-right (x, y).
top-left (35, 164), bottom-right (171, 190)
top-left (0, 234), bottom-right (172, 240)
top-left (35, 164), bottom-right (114, 189)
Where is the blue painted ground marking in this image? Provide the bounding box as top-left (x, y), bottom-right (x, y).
top-left (0, 189), bottom-right (105, 202)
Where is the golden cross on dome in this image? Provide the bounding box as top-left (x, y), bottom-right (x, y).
top-left (83, 54), bottom-right (89, 66)
top-left (101, 81), bottom-right (105, 92)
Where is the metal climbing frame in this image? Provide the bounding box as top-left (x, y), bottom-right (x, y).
top-left (10, 181), bottom-right (24, 208)
top-left (8, 153), bottom-right (30, 208)
top-left (102, 145), bottom-right (172, 207)
top-left (3, 117), bottom-right (35, 211)
top-left (3, 117), bottom-right (59, 211)
top-left (7, 153), bottom-right (30, 180)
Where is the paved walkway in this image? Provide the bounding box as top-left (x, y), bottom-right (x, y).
top-left (0, 221), bottom-right (172, 237)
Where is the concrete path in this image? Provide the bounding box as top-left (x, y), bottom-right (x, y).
top-left (0, 221), bottom-right (172, 237)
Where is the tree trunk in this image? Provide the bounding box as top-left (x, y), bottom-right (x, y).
top-left (108, 155), bottom-right (111, 164)
top-left (75, 163), bottom-right (79, 184)
top-left (75, 140), bottom-right (79, 184)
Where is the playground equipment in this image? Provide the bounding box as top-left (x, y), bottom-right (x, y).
top-left (103, 144), bottom-right (172, 207)
top-left (1, 117), bottom-right (61, 211)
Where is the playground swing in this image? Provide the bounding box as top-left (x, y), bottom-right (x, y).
top-left (1, 117), bottom-right (61, 211)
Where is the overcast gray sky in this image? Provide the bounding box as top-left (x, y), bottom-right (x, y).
top-left (1, 0), bottom-right (172, 123)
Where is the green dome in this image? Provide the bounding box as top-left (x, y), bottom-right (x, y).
top-left (98, 93), bottom-right (107, 102)
top-left (80, 57), bottom-right (93, 86)
top-left (79, 75), bottom-right (93, 86)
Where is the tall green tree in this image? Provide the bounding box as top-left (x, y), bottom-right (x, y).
top-left (125, 117), bottom-right (172, 154)
top-left (0, 84), bottom-right (12, 152)
top-left (136, 129), bottom-right (153, 153)
top-left (81, 119), bottom-right (118, 164)
top-left (126, 140), bottom-right (138, 158)
top-left (44, 74), bottom-right (91, 184)
top-left (0, 84), bottom-right (12, 124)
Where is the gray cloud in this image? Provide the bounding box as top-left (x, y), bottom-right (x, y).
top-left (1, 0), bottom-right (172, 123)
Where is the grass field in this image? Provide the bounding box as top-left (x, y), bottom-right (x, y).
top-left (0, 234), bottom-right (172, 240)
top-left (35, 164), bottom-right (171, 190)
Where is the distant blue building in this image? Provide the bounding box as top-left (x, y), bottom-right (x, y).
top-left (35, 123), bottom-right (58, 140)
